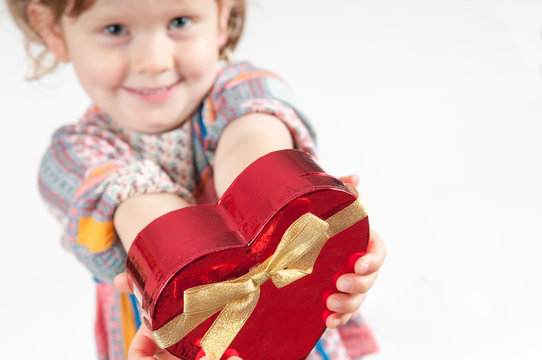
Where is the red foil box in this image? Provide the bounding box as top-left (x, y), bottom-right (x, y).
top-left (126, 149), bottom-right (369, 360)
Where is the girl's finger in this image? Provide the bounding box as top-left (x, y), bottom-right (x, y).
top-left (325, 311), bottom-right (352, 329)
top-left (338, 174), bottom-right (360, 187)
top-left (326, 292), bottom-right (366, 314)
top-left (128, 326), bottom-right (160, 360)
top-left (355, 229), bottom-right (386, 275)
top-left (113, 272), bottom-right (134, 294)
top-left (345, 183), bottom-right (359, 197)
top-left (336, 272), bottom-right (379, 295)
top-left (128, 326), bottom-right (179, 360)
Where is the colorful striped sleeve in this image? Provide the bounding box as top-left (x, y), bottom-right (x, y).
top-left (38, 109), bottom-right (190, 283)
top-left (198, 62), bottom-right (318, 168)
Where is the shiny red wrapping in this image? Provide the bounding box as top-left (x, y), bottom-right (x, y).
top-left (126, 150), bottom-right (370, 360)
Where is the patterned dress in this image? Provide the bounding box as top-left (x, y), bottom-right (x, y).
top-left (38, 62), bottom-right (378, 360)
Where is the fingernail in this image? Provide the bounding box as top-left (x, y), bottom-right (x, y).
top-left (337, 279), bottom-right (351, 292)
top-left (223, 349), bottom-right (240, 358)
top-left (322, 309), bottom-right (334, 323)
top-left (330, 299), bottom-right (342, 311)
top-left (330, 318), bottom-right (341, 328)
top-left (322, 290), bottom-right (334, 304)
top-left (357, 262), bottom-right (370, 275)
top-left (349, 252), bottom-right (366, 268)
top-left (195, 349), bottom-right (206, 360)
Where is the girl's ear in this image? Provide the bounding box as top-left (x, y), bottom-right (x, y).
top-left (27, 2), bottom-right (70, 62)
top-left (217, 0), bottom-right (233, 48)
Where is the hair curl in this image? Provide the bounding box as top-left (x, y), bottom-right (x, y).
top-left (7, 0), bottom-right (246, 79)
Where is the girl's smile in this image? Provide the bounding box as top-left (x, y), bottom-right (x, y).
top-left (123, 79), bottom-right (183, 103)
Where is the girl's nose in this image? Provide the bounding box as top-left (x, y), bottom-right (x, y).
top-left (130, 34), bottom-right (174, 74)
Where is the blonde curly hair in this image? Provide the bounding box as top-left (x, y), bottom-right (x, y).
top-left (7, 0), bottom-right (246, 79)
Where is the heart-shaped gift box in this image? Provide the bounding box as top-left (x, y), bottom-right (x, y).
top-left (126, 149), bottom-right (369, 360)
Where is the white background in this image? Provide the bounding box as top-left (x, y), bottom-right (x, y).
top-left (1, 0), bottom-right (541, 359)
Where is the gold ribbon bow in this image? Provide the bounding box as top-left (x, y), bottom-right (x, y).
top-left (151, 199), bottom-right (367, 360)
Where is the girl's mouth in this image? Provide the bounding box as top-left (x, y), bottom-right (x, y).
top-left (124, 80), bottom-right (181, 103)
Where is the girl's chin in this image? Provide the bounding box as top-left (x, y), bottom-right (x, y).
top-left (131, 119), bottom-right (187, 134)
top-left (112, 110), bottom-right (188, 133)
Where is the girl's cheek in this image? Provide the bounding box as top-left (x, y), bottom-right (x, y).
top-left (84, 52), bottom-right (127, 86)
top-left (178, 37), bottom-right (220, 74)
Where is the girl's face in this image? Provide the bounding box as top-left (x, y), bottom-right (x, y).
top-left (57, 0), bottom-right (230, 133)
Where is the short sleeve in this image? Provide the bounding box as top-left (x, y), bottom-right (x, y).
top-left (196, 62), bottom-right (318, 168)
top-left (38, 110), bottom-right (192, 283)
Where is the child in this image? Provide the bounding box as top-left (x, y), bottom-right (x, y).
top-left (8, 0), bottom-right (386, 359)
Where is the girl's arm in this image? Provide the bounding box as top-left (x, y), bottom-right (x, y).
top-left (39, 118), bottom-right (192, 284)
top-left (213, 112), bottom-right (294, 196)
top-left (113, 112), bottom-right (293, 251)
top-left (114, 193), bottom-right (190, 251)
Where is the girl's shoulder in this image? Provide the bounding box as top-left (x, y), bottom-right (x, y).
top-left (51, 105), bottom-right (114, 140)
top-left (215, 61), bottom-right (283, 82)
top-left (210, 61), bottom-right (294, 103)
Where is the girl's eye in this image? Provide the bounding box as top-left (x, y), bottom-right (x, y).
top-left (169, 17), bottom-right (192, 30)
top-left (103, 24), bottom-right (126, 36)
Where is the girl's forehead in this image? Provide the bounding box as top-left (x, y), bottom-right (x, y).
top-left (92, 0), bottom-right (213, 11)
top-left (99, 0), bottom-right (200, 3)
top-left (83, 0), bottom-right (215, 17)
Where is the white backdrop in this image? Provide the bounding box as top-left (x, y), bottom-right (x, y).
top-left (1, 0), bottom-right (541, 359)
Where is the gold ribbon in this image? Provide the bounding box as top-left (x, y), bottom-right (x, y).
top-left (151, 199), bottom-right (367, 360)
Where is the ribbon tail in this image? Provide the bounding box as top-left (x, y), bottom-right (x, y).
top-left (151, 309), bottom-right (217, 349)
top-left (326, 199), bottom-right (367, 238)
top-left (201, 290), bottom-right (261, 360)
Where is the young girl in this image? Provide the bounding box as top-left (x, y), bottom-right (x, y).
top-left (8, 0), bottom-right (386, 359)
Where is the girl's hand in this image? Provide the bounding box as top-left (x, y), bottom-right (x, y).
top-left (113, 274), bottom-right (243, 360)
top-left (128, 325), bottom-right (180, 360)
top-left (324, 175), bottom-right (387, 329)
